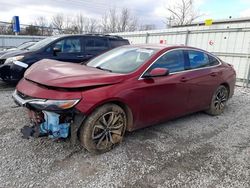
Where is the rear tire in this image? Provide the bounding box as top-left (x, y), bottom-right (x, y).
top-left (205, 85), bottom-right (229, 116)
top-left (79, 104), bottom-right (127, 154)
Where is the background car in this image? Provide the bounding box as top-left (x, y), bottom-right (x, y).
top-left (0, 34), bottom-right (129, 83)
top-left (0, 41), bottom-right (37, 63)
top-left (13, 45), bottom-right (236, 153)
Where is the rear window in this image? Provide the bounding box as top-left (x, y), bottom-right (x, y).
top-left (208, 55), bottom-right (220, 66)
top-left (187, 50), bottom-right (210, 69)
top-left (109, 39), bottom-right (129, 48)
top-left (85, 38), bottom-right (109, 51)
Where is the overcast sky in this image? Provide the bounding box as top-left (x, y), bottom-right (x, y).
top-left (0, 0), bottom-right (250, 28)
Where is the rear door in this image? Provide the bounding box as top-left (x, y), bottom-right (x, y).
top-left (184, 50), bottom-right (222, 111)
top-left (82, 37), bottom-right (109, 63)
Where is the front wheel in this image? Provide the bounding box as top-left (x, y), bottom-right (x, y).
top-left (205, 85), bottom-right (229, 116)
top-left (79, 104), bottom-right (127, 154)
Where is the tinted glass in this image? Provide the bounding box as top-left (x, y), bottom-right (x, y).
top-left (150, 50), bottom-right (185, 73)
top-left (109, 39), bottom-right (129, 48)
top-left (209, 55), bottom-right (220, 66)
top-left (53, 38), bottom-right (81, 53)
top-left (28, 36), bottom-right (61, 51)
top-left (188, 50), bottom-right (209, 69)
top-left (85, 38), bottom-right (108, 51)
top-left (87, 47), bottom-right (157, 73)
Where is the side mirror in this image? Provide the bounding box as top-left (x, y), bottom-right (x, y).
top-left (53, 47), bottom-right (61, 55)
top-left (144, 68), bottom-right (169, 78)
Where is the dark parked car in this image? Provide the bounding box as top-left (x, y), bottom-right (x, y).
top-left (0, 34), bottom-right (129, 83)
top-left (0, 41), bottom-right (37, 57)
top-left (13, 45), bottom-right (236, 153)
top-left (0, 41), bottom-right (37, 64)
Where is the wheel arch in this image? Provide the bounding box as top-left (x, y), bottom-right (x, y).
top-left (220, 82), bottom-right (230, 95)
top-left (111, 101), bottom-right (134, 132)
top-left (85, 99), bottom-right (134, 132)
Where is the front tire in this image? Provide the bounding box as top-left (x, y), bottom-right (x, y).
top-left (206, 85), bottom-right (229, 116)
top-left (79, 104), bottom-right (127, 154)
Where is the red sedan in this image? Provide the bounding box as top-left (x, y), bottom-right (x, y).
top-left (13, 45), bottom-right (236, 153)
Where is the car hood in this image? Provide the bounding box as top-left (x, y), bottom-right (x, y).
top-left (24, 59), bottom-right (126, 88)
top-left (0, 49), bottom-right (29, 59)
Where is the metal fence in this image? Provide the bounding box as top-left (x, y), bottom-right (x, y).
top-left (0, 35), bottom-right (46, 50)
top-left (1, 22), bottom-right (250, 86)
top-left (111, 22), bottom-right (250, 86)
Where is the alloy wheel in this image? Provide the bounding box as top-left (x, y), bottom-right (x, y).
top-left (91, 111), bottom-right (125, 150)
top-left (213, 87), bottom-right (228, 112)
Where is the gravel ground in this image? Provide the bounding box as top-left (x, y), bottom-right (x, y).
top-left (0, 81), bottom-right (249, 188)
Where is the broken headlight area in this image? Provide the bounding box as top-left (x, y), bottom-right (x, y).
top-left (21, 110), bottom-right (74, 139)
top-left (13, 90), bottom-right (80, 139)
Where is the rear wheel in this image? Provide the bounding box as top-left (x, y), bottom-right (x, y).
top-left (206, 85), bottom-right (229, 116)
top-left (79, 104), bottom-right (127, 154)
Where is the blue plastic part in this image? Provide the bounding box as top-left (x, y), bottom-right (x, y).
top-left (40, 111), bottom-right (70, 139)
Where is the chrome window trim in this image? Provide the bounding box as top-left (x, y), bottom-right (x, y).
top-left (138, 48), bottom-right (222, 80)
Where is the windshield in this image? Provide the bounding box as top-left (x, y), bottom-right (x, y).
top-left (27, 36), bottom-right (61, 51)
top-left (87, 46), bottom-right (158, 73)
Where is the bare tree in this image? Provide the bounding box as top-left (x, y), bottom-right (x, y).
top-left (165, 0), bottom-right (202, 26)
top-left (101, 7), bottom-right (138, 33)
top-left (109, 8), bottom-right (118, 33)
top-left (87, 18), bottom-right (98, 33)
top-left (64, 16), bottom-right (75, 34)
top-left (127, 15), bottom-right (138, 32)
top-left (73, 13), bottom-right (86, 34)
top-left (101, 13), bottom-right (109, 33)
top-left (117, 8), bottom-right (138, 32)
top-left (118, 8), bottom-right (129, 32)
top-left (24, 25), bottom-right (40, 35)
top-left (0, 23), bottom-right (13, 35)
top-left (51, 14), bottom-right (64, 33)
top-left (34, 16), bottom-right (48, 35)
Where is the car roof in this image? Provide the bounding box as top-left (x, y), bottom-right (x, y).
top-left (122, 44), bottom-right (206, 52)
top-left (54, 34), bottom-right (127, 40)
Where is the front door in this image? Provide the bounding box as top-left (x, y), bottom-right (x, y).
top-left (47, 37), bottom-right (83, 63)
top-left (135, 50), bottom-right (190, 128)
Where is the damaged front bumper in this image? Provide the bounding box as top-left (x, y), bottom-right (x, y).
top-left (12, 90), bottom-right (85, 144)
top-left (0, 63), bottom-right (25, 83)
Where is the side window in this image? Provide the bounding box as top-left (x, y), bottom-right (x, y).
top-left (208, 54), bottom-right (220, 66)
top-left (85, 38), bottom-right (108, 51)
top-left (109, 39), bottom-right (129, 48)
top-left (51, 38), bottom-right (81, 53)
top-left (188, 50), bottom-right (209, 69)
top-left (150, 50), bottom-right (185, 73)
